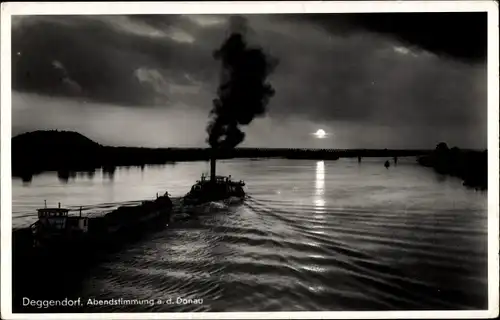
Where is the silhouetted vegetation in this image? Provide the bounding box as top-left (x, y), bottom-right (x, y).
top-left (417, 142), bottom-right (487, 190)
top-left (12, 130), bottom-right (103, 175)
top-left (16, 132), bottom-right (486, 192)
top-left (12, 130), bottom-right (435, 179)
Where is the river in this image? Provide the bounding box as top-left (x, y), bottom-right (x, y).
top-left (12, 157), bottom-right (488, 311)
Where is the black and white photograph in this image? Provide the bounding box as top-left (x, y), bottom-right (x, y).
top-left (1, 1), bottom-right (498, 319)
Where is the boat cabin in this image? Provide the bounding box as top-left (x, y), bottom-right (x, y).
top-left (184, 174), bottom-right (246, 205)
top-left (197, 173), bottom-right (245, 185)
top-left (37, 208), bottom-right (71, 231)
top-left (31, 203), bottom-right (89, 245)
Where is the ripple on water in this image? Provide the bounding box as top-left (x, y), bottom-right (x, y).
top-left (14, 160), bottom-right (488, 311)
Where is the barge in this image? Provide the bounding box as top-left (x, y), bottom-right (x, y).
top-left (28, 192), bottom-right (173, 250)
top-left (12, 192), bottom-right (173, 311)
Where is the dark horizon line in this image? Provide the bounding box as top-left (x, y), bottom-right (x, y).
top-left (11, 129), bottom-right (487, 153)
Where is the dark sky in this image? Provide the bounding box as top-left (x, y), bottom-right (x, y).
top-left (11, 13), bottom-right (487, 149)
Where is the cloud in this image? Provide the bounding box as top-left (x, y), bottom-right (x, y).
top-left (134, 67), bottom-right (205, 105)
top-left (288, 12), bottom-right (487, 63)
top-left (104, 15), bottom-right (195, 43)
top-left (11, 13), bottom-right (487, 148)
top-left (134, 67), bottom-right (170, 101)
top-left (393, 46), bottom-right (414, 57)
top-left (243, 15), bottom-right (486, 127)
top-left (12, 15), bottom-right (212, 107)
top-left (51, 60), bottom-right (83, 95)
top-left (12, 91), bottom-right (486, 150)
top-left (185, 15), bottom-right (227, 27)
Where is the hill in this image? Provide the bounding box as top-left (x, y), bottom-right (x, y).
top-left (12, 130), bottom-right (102, 151)
top-left (12, 130), bottom-right (103, 175)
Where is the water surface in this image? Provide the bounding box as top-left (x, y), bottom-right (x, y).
top-left (12, 158), bottom-right (488, 311)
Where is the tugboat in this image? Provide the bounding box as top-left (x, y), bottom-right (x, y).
top-left (183, 158), bottom-right (246, 206)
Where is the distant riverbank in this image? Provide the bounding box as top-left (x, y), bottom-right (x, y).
top-left (12, 131), bottom-right (487, 190)
top-left (417, 143), bottom-right (487, 190)
top-left (12, 130), bottom-right (432, 179)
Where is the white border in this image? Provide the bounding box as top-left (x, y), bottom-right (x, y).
top-left (1, 1), bottom-right (498, 319)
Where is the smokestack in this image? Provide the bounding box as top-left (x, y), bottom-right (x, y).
top-left (210, 156), bottom-right (216, 182)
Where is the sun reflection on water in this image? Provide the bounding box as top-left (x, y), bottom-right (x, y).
top-left (315, 161), bottom-right (325, 195)
top-left (314, 161), bottom-right (325, 216)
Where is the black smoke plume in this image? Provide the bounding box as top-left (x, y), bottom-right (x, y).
top-left (207, 17), bottom-right (278, 150)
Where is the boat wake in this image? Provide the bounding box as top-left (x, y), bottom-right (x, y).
top-left (176, 197), bottom-right (245, 218)
top-left (12, 190), bottom-right (488, 312)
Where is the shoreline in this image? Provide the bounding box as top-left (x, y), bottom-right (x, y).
top-left (13, 131), bottom-right (486, 190)
top-left (13, 146), bottom-right (434, 179)
top-left (13, 148), bottom-right (487, 191)
top-left (417, 144), bottom-right (487, 190)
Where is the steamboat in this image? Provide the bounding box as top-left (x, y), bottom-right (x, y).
top-left (183, 157), bottom-right (246, 205)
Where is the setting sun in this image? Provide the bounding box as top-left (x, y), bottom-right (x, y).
top-left (314, 129), bottom-right (326, 139)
